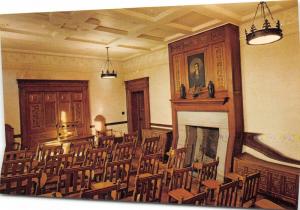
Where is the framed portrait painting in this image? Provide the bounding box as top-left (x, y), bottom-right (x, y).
top-left (185, 48), bottom-right (208, 94)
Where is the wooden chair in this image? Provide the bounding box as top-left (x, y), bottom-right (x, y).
top-left (123, 132), bottom-right (138, 153)
top-left (168, 167), bottom-right (194, 203)
top-left (179, 192), bottom-right (207, 205)
top-left (137, 153), bottom-right (161, 177)
top-left (4, 149), bottom-right (36, 161)
top-left (112, 142), bottom-right (134, 161)
top-left (239, 172), bottom-right (285, 209)
top-left (70, 141), bottom-right (92, 166)
top-left (123, 132), bottom-right (138, 144)
top-left (1, 158), bottom-right (34, 177)
top-left (215, 180), bottom-right (239, 207)
top-left (57, 165), bottom-right (94, 197)
top-left (5, 124), bottom-right (21, 151)
top-left (132, 173), bottom-right (164, 202)
top-left (84, 148), bottom-right (108, 181)
top-left (98, 128), bottom-right (114, 137)
top-left (40, 153), bottom-right (75, 193)
top-left (142, 137), bottom-right (160, 155)
top-left (164, 147), bottom-right (187, 184)
top-left (0, 173), bottom-right (37, 195)
top-left (82, 181), bottom-right (121, 201)
top-left (98, 159), bottom-right (131, 194)
top-left (240, 172), bottom-right (260, 207)
top-left (197, 157), bottom-right (220, 200)
top-left (37, 144), bottom-right (64, 162)
top-left (98, 135), bottom-right (114, 148)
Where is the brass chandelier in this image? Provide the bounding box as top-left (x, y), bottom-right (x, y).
top-left (245, 1), bottom-right (283, 45)
top-left (101, 47), bottom-right (117, 79)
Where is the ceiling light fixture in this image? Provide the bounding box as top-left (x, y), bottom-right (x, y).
top-left (101, 47), bottom-right (117, 79)
top-left (245, 1), bottom-right (283, 45)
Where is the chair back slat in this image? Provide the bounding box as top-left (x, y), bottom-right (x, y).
top-left (169, 167), bottom-right (193, 192)
top-left (142, 137), bottom-right (160, 155)
top-left (84, 148), bottom-right (108, 167)
top-left (137, 153), bottom-right (161, 175)
top-left (43, 153), bottom-right (75, 176)
top-left (1, 158), bottom-right (33, 177)
top-left (4, 150), bottom-right (36, 161)
top-left (215, 180), bottom-right (239, 207)
top-left (98, 136), bottom-right (114, 148)
top-left (133, 173), bottom-right (164, 202)
top-left (0, 173), bottom-right (36, 195)
top-left (198, 157), bottom-right (219, 185)
top-left (58, 165), bottom-right (93, 195)
top-left (123, 133), bottom-right (138, 144)
top-left (103, 159), bottom-right (131, 188)
top-left (241, 172), bottom-right (260, 207)
top-left (37, 144), bottom-right (64, 162)
top-left (82, 181), bottom-right (120, 200)
top-left (112, 142), bottom-right (134, 161)
top-left (70, 141), bottom-right (92, 166)
top-left (167, 147), bottom-right (186, 170)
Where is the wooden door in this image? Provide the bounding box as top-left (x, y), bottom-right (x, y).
top-left (125, 78), bottom-right (150, 143)
top-left (131, 91), bottom-right (145, 139)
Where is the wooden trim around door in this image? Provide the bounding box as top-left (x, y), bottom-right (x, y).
top-left (125, 77), bottom-right (151, 133)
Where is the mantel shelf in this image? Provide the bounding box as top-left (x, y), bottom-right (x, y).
top-left (171, 97), bottom-right (229, 105)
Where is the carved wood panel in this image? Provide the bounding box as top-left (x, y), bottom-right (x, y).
top-left (284, 176), bottom-right (298, 199)
top-left (44, 92), bottom-right (57, 128)
top-left (58, 92), bottom-right (73, 123)
top-left (73, 102), bottom-right (83, 124)
top-left (212, 42), bottom-right (227, 90)
top-left (29, 103), bottom-right (43, 130)
top-left (172, 53), bottom-right (184, 97)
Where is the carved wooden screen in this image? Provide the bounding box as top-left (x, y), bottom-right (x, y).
top-left (18, 80), bottom-right (91, 149)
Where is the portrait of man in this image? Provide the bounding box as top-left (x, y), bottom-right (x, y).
top-left (188, 53), bottom-right (206, 90)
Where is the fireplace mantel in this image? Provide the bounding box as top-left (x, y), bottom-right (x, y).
top-left (168, 24), bottom-right (244, 174)
top-left (171, 97), bottom-right (229, 105)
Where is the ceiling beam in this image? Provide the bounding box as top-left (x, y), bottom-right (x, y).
top-left (95, 25), bottom-right (128, 35)
top-left (192, 19), bottom-right (223, 32)
top-left (65, 37), bottom-right (107, 45)
top-left (118, 44), bottom-right (151, 52)
top-left (192, 6), bottom-right (241, 25)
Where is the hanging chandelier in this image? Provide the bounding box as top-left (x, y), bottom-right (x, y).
top-left (245, 1), bottom-right (283, 45)
top-left (101, 47), bottom-right (117, 79)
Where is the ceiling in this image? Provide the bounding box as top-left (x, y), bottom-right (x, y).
top-left (0, 1), bottom-right (297, 61)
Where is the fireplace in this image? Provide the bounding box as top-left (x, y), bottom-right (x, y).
top-left (169, 24), bottom-right (244, 175)
top-left (185, 125), bottom-right (219, 165)
top-left (177, 111), bottom-right (229, 180)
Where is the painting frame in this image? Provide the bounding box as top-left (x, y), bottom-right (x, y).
top-left (184, 47), bottom-right (209, 95)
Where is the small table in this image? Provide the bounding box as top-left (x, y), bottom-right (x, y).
top-left (91, 181), bottom-right (115, 190)
top-left (138, 173), bottom-right (153, 179)
top-left (224, 172), bottom-right (244, 181)
top-left (40, 192), bottom-right (63, 198)
top-left (168, 188), bottom-right (194, 203)
top-left (193, 162), bottom-right (204, 170)
top-left (202, 179), bottom-right (221, 201)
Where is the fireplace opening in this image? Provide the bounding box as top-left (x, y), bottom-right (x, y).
top-left (185, 125), bottom-right (219, 165)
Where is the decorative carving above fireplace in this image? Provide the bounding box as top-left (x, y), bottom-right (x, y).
top-left (168, 24), bottom-right (244, 174)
